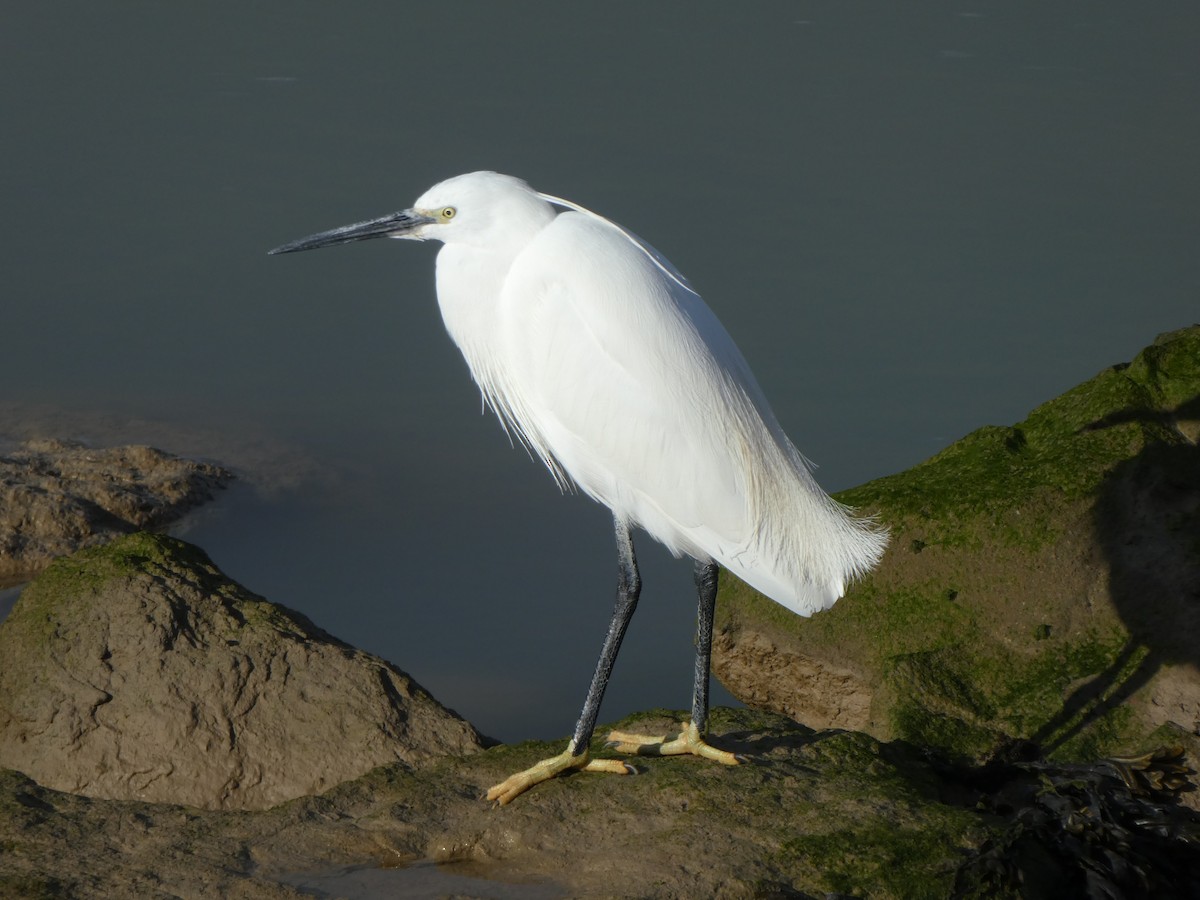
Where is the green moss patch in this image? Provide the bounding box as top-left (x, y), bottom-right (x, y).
top-left (718, 326), bottom-right (1200, 765)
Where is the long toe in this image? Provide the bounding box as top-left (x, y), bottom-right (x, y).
top-left (485, 747), bottom-right (634, 806)
top-left (605, 729), bottom-right (672, 755)
top-left (605, 721), bottom-right (741, 765)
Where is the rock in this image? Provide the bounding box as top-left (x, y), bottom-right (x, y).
top-left (0, 709), bottom-right (996, 898)
top-left (2, 708), bottom-right (1197, 898)
top-left (714, 326), bottom-right (1200, 768)
top-left (0, 537), bottom-right (1195, 897)
top-left (0, 439), bottom-right (231, 586)
top-left (0, 533), bottom-right (486, 811)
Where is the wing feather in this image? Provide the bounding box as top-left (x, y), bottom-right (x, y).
top-left (491, 209), bottom-right (888, 616)
top-left (497, 212), bottom-right (756, 554)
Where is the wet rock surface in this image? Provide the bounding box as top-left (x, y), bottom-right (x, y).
top-left (0, 439), bottom-right (231, 586)
top-left (0, 530), bottom-right (1196, 896)
top-left (2, 708), bottom-right (1197, 898)
top-left (0, 709), bottom-right (992, 899)
top-left (0, 533), bottom-right (486, 811)
top-left (715, 326), bottom-right (1200, 771)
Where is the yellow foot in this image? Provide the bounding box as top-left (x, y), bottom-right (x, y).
top-left (485, 746), bottom-right (634, 806)
top-left (606, 720), bottom-right (742, 765)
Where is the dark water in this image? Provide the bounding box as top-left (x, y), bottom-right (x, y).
top-left (2, 2), bottom-right (1197, 742)
top-left (280, 861), bottom-right (564, 900)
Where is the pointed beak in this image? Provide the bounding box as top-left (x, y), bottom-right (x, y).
top-left (268, 208), bottom-right (436, 255)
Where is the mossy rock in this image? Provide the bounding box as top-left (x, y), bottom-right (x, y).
top-left (715, 326), bottom-right (1200, 765)
top-left (0, 533), bottom-right (485, 811)
top-left (0, 708), bottom-right (989, 899)
top-left (1, 534), bottom-right (1196, 896)
top-left (3, 705), bottom-right (1195, 897)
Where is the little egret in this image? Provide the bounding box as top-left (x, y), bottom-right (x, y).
top-left (270, 171), bottom-right (887, 804)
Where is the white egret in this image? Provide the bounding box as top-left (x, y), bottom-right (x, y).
top-left (270, 171), bottom-right (887, 804)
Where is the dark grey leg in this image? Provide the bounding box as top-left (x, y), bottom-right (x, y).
top-left (601, 554), bottom-right (739, 767)
top-left (568, 516), bottom-right (641, 755)
top-left (691, 559), bottom-right (719, 736)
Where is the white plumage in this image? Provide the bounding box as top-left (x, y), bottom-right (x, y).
top-left (419, 172), bottom-right (886, 615)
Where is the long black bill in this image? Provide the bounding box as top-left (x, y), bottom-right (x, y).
top-left (268, 209), bottom-right (435, 255)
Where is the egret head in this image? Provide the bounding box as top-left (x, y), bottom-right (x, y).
top-left (268, 171), bottom-right (555, 256)
top-left (419, 172), bottom-right (555, 246)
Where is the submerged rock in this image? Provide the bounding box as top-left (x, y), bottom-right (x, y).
top-left (0, 439), bottom-right (231, 586)
top-left (0, 533), bottom-right (486, 811)
top-left (714, 326), bottom-right (1200, 769)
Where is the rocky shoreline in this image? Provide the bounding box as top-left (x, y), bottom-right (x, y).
top-left (1, 327), bottom-right (1198, 897)
top-left (0, 533), bottom-right (486, 812)
top-left (0, 439), bottom-right (231, 588)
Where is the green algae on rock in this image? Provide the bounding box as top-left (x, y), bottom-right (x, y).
top-left (0, 532), bottom-right (1195, 896)
top-left (3, 706), bottom-right (1194, 898)
top-left (714, 326), bottom-right (1200, 767)
top-left (0, 439), bottom-right (231, 587)
top-left (0, 708), bottom-right (987, 899)
top-left (0, 533), bottom-right (486, 811)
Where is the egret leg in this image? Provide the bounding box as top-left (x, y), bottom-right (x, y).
top-left (605, 559), bottom-right (741, 765)
top-left (485, 517), bottom-right (641, 805)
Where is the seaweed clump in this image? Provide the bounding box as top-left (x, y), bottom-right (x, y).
top-left (950, 746), bottom-right (1200, 898)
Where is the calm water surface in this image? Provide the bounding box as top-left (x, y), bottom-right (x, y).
top-left (2, 2), bottom-right (1197, 741)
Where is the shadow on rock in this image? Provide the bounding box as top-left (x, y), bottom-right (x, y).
top-left (712, 325), bottom-right (1200, 782)
top-left (1033, 393), bottom-right (1200, 754)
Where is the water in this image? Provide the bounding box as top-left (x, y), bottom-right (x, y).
top-left (280, 861), bottom-right (565, 900)
top-left (2, 2), bottom-right (1196, 742)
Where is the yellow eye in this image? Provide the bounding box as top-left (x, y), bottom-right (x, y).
top-left (441, 206), bottom-right (456, 220)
